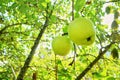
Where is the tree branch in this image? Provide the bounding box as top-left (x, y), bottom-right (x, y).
top-left (75, 42), bottom-right (114, 80)
top-left (0, 22), bottom-right (28, 36)
top-left (96, 35), bottom-right (103, 48)
top-left (16, 17), bottom-right (49, 80)
top-left (16, 1), bottom-right (57, 80)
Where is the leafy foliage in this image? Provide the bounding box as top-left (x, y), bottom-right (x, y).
top-left (0, 0), bottom-right (120, 80)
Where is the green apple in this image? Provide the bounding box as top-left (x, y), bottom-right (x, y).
top-left (68, 17), bottom-right (95, 45)
top-left (52, 36), bottom-right (72, 56)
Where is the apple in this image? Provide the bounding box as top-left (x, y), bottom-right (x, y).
top-left (68, 17), bottom-right (95, 45)
top-left (52, 36), bottom-right (72, 56)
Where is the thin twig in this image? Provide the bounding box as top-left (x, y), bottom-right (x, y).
top-left (9, 64), bottom-right (16, 80)
top-left (73, 43), bottom-right (76, 70)
top-left (96, 34), bottom-right (103, 48)
top-left (75, 42), bottom-right (114, 80)
top-left (0, 23), bottom-right (27, 36)
top-left (72, 0), bottom-right (76, 70)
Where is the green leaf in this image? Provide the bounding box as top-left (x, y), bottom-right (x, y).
top-left (51, 15), bottom-right (57, 23)
top-left (41, 2), bottom-right (47, 8)
top-left (105, 6), bottom-right (111, 14)
top-left (114, 11), bottom-right (119, 19)
top-left (63, 25), bottom-right (68, 33)
top-left (92, 72), bottom-right (104, 78)
top-left (18, 4), bottom-right (29, 14)
top-left (0, 17), bottom-right (4, 24)
top-left (111, 48), bottom-right (119, 59)
top-left (56, 59), bottom-right (62, 65)
top-left (106, 77), bottom-right (115, 80)
top-left (111, 20), bottom-right (119, 29)
top-left (75, 0), bottom-right (86, 12)
top-left (45, 0), bottom-right (50, 3)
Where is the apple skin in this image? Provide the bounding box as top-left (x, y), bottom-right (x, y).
top-left (52, 36), bottom-right (72, 56)
top-left (68, 17), bottom-right (95, 45)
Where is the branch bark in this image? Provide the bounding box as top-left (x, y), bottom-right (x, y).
top-left (16, 17), bottom-right (49, 80)
top-left (75, 42), bottom-right (114, 80)
top-left (16, 1), bottom-right (57, 79)
top-left (32, 72), bottom-right (37, 80)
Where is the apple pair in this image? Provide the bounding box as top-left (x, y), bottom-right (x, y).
top-left (52, 17), bottom-right (95, 56)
